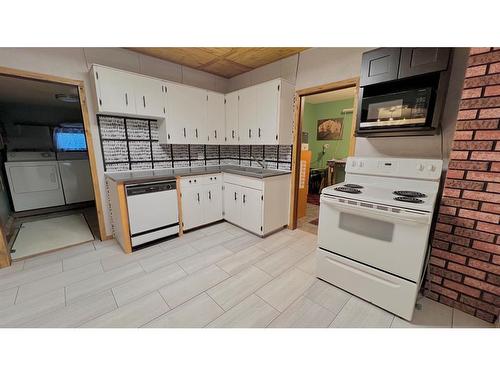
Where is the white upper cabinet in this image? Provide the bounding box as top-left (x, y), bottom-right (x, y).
top-left (238, 86), bottom-right (258, 144)
top-left (256, 80), bottom-right (280, 144)
top-left (134, 76), bottom-right (167, 118)
top-left (206, 91), bottom-right (225, 144)
top-left (92, 65), bottom-right (136, 116)
top-left (224, 91), bottom-right (239, 144)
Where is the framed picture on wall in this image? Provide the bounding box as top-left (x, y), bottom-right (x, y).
top-left (317, 118), bottom-right (343, 140)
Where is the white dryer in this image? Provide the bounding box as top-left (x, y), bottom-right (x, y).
top-left (4, 152), bottom-right (65, 212)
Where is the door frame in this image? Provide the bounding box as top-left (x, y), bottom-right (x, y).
top-left (288, 77), bottom-right (360, 230)
top-left (0, 66), bottom-right (108, 268)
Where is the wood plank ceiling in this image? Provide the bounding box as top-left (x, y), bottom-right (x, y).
top-left (127, 48), bottom-right (308, 78)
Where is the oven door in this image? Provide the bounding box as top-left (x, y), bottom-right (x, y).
top-left (317, 195), bottom-right (431, 282)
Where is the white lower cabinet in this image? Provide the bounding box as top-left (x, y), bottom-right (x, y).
top-left (180, 174), bottom-right (223, 231)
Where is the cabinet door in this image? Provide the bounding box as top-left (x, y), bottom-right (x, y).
top-left (186, 87), bottom-right (207, 144)
top-left (240, 187), bottom-right (263, 235)
top-left (135, 76), bottom-right (166, 118)
top-left (398, 48), bottom-right (451, 79)
top-left (165, 83), bottom-right (190, 143)
top-left (225, 91), bottom-right (239, 144)
top-left (94, 66), bottom-right (136, 115)
top-left (256, 80), bottom-right (280, 144)
top-left (207, 91), bottom-right (225, 144)
top-left (360, 48), bottom-right (401, 86)
top-left (238, 86), bottom-right (258, 144)
top-left (223, 183), bottom-right (241, 225)
top-left (204, 184), bottom-right (223, 223)
top-left (181, 186), bottom-right (204, 230)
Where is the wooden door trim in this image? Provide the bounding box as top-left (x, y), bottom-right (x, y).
top-left (288, 77), bottom-right (360, 230)
top-left (0, 66), bottom-right (108, 268)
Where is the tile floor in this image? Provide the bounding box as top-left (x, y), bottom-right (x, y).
top-left (297, 203), bottom-right (319, 235)
top-left (0, 221), bottom-right (495, 328)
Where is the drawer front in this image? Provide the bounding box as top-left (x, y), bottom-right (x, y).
top-left (316, 249), bottom-right (418, 321)
top-left (223, 173), bottom-right (263, 191)
top-left (180, 173), bottom-right (222, 188)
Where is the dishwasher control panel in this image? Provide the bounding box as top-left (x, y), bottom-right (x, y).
top-left (126, 180), bottom-right (177, 196)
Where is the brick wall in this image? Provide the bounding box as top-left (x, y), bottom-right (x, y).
top-left (425, 48), bottom-right (500, 324)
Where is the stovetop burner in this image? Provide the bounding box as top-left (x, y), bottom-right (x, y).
top-left (334, 186), bottom-right (362, 194)
top-left (393, 190), bottom-right (427, 198)
top-left (343, 184), bottom-right (364, 189)
top-left (394, 196), bottom-right (424, 204)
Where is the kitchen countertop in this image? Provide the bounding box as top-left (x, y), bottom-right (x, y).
top-left (105, 165), bottom-right (291, 184)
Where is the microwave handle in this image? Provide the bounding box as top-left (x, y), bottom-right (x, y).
top-left (320, 197), bottom-right (431, 225)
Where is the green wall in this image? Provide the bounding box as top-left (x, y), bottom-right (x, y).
top-left (302, 98), bottom-right (354, 182)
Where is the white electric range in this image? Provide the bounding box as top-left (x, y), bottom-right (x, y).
top-left (316, 156), bottom-right (443, 320)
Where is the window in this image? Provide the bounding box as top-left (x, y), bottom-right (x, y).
top-left (54, 127), bottom-right (87, 151)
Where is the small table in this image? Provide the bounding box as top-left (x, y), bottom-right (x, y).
top-left (326, 159), bottom-right (347, 186)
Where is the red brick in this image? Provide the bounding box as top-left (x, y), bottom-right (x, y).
top-left (442, 196), bottom-right (480, 209)
top-left (453, 140), bottom-right (493, 150)
top-left (448, 160), bottom-right (489, 170)
top-left (430, 284), bottom-right (459, 300)
top-left (487, 182), bottom-right (500, 193)
top-left (429, 273), bottom-right (443, 284)
top-left (429, 256), bottom-right (446, 268)
top-left (469, 48), bottom-right (491, 55)
top-left (443, 279), bottom-right (481, 298)
top-left (482, 291), bottom-right (500, 306)
top-left (494, 255), bottom-right (500, 265)
top-left (460, 295), bottom-right (500, 315)
top-left (466, 171), bottom-right (500, 182)
top-left (432, 238), bottom-right (450, 250)
top-left (463, 73), bottom-right (500, 89)
top-left (457, 109), bottom-right (478, 120)
top-left (451, 244), bottom-right (492, 261)
top-left (440, 206), bottom-right (457, 215)
top-left (458, 208), bottom-right (499, 224)
top-left (468, 50), bottom-right (500, 65)
top-left (482, 202), bottom-right (500, 214)
top-left (436, 222), bottom-right (452, 233)
top-left (453, 131), bottom-right (473, 141)
top-left (479, 108), bottom-right (500, 119)
top-left (460, 97), bottom-right (500, 110)
top-left (487, 273), bottom-right (500, 286)
top-left (440, 296), bottom-right (477, 315)
top-left (448, 262), bottom-right (487, 279)
top-left (455, 119), bottom-right (499, 130)
top-left (484, 85), bottom-right (500, 97)
top-left (464, 277), bottom-right (500, 295)
top-left (475, 310), bottom-right (497, 323)
top-left (431, 248), bottom-right (467, 264)
top-left (423, 289), bottom-right (439, 301)
top-left (454, 227), bottom-right (495, 242)
top-left (468, 259), bottom-right (500, 274)
top-left (492, 162), bottom-right (500, 172)
top-left (489, 62), bottom-right (500, 74)
top-left (475, 131), bottom-right (500, 140)
top-left (473, 240), bottom-right (500, 255)
top-left (446, 169), bottom-right (465, 179)
top-left (434, 232), bottom-right (471, 247)
top-left (430, 265), bottom-right (463, 282)
top-left (444, 180), bottom-right (483, 191)
top-left (443, 188), bottom-right (460, 197)
top-left (439, 214), bottom-right (475, 229)
top-left (450, 151), bottom-right (469, 160)
top-left (462, 190), bottom-right (500, 203)
top-left (465, 65), bottom-right (487, 77)
top-left (461, 88), bottom-right (482, 99)
top-left (476, 221), bottom-right (500, 234)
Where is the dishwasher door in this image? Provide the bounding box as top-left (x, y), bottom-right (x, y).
top-left (126, 181), bottom-right (179, 236)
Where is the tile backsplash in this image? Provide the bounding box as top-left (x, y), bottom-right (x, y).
top-left (97, 115), bottom-right (292, 172)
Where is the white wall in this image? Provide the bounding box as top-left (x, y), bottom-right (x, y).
top-left (0, 48), bottom-right (229, 237)
top-left (228, 47), bottom-right (468, 166)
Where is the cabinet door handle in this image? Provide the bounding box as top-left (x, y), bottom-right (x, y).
top-left (243, 194), bottom-right (246, 204)
top-left (232, 130), bottom-right (235, 139)
top-left (125, 93), bottom-right (128, 106)
top-left (183, 128), bottom-right (186, 138)
top-left (258, 128), bottom-right (261, 138)
top-left (209, 191), bottom-right (212, 200)
top-left (195, 128), bottom-right (198, 138)
top-left (234, 192), bottom-right (237, 201)
top-left (143, 95), bottom-right (146, 107)
top-left (249, 129), bottom-right (252, 138)
top-left (197, 193), bottom-right (200, 202)
top-left (214, 130), bottom-right (217, 139)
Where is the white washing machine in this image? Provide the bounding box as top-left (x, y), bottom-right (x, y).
top-left (4, 152), bottom-right (65, 212)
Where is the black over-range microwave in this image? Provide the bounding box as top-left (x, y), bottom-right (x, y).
top-left (356, 48), bottom-right (452, 137)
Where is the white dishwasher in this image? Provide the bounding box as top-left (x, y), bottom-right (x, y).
top-left (126, 180), bottom-right (179, 248)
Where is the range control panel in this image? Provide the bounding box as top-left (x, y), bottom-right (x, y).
top-left (346, 157), bottom-right (443, 180)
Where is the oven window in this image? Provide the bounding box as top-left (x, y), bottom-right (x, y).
top-left (338, 212), bottom-right (394, 242)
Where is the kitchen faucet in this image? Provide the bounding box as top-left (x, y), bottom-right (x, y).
top-left (251, 156), bottom-right (267, 169)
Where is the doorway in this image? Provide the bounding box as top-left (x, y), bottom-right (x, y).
top-left (0, 68), bottom-right (105, 266)
top-left (290, 78), bottom-right (359, 233)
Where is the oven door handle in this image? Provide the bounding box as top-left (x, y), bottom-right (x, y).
top-left (320, 197), bottom-right (431, 225)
